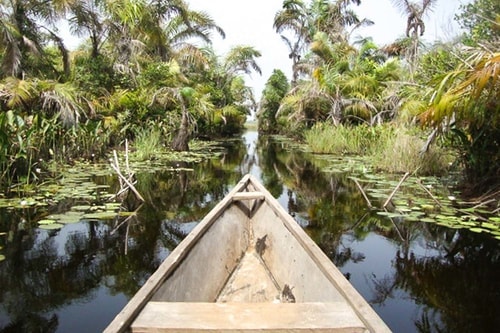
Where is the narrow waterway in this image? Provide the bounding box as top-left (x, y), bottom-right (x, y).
top-left (0, 130), bottom-right (499, 332)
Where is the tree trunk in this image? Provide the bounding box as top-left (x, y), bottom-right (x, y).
top-left (171, 105), bottom-right (190, 151)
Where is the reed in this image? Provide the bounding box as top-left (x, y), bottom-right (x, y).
top-left (305, 123), bottom-right (452, 175)
top-left (371, 128), bottom-right (453, 175)
top-left (305, 123), bottom-right (392, 155)
top-left (133, 127), bottom-right (163, 161)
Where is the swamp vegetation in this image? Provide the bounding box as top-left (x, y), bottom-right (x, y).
top-left (0, 0), bottom-right (498, 196)
top-left (0, 0), bottom-right (499, 332)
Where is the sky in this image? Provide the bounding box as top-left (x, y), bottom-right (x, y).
top-left (185, 0), bottom-right (471, 99)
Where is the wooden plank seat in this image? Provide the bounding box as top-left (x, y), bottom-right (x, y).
top-left (131, 302), bottom-right (367, 333)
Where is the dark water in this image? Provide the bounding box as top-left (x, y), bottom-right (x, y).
top-left (0, 131), bottom-right (499, 333)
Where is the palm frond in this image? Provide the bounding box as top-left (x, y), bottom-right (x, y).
top-left (40, 82), bottom-right (83, 127)
top-left (0, 77), bottom-right (36, 109)
top-left (390, 0), bottom-right (413, 15)
top-left (224, 46), bottom-right (262, 75)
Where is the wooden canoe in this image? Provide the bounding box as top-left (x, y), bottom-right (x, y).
top-left (104, 174), bottom-right (392, 332)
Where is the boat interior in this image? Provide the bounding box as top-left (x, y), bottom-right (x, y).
top-left (105, 176), bottom-right (391, 332)
top-left (134, 189), bottom-right (369, 331)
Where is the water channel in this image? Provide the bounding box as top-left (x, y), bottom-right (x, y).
top-left (0, 130), bottom-right (499, 332)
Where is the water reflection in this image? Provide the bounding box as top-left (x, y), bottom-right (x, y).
top-left (0, 130), bottom-right (499, 333)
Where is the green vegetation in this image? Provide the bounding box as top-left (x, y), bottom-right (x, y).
top-left (258, 0), bottom-right (499, 196)
top-left (0, 0), bottom-right (497, 200)
top-left (133, 126), bottom-right (164, 161)
top-left (258, 69), bottom-right (289, 134)
top-left (0, 0), bottom-right (261, 192)
top-left (305, 124), bottom-right (452, 175)
top-left (371, 128), bottom-right (453, 175)
top-left (305, 123), bottom-right (393, 155)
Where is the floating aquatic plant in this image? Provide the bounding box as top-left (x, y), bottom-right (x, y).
top-left (38, 223), bottom-right (64, 230)
top-left (311, 152), bottom-right (499, 239)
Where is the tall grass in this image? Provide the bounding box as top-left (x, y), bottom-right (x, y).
top-left (305, 123), bottom-right (453, 175)
top-left (133, 127), bottom-right (163, 161)
top-left (371, 128), bottom-right (453, 175)
top-left (304, 123), bottom-right (393, 155)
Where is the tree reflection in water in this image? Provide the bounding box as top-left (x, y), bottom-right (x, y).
top-left (0, 131), bottom-right (499, 333)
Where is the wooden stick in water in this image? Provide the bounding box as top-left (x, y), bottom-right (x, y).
top-left (353, 178), bottom-right (372, 208)
top-left (383, 172), bottom-right (410, 209)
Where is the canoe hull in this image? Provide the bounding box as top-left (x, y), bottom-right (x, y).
top-left (104, 174), bottom-right (391, 332)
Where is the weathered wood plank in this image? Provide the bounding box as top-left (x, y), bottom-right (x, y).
top-left (251, 204), bottom-right (346, 303)
top-left (131, 302), bottom-right (367, 333)
top-left (232, 191), bottom-right (265, 201)
top-left (217, 251), bottom-right (280, 302)
top-left (152, 205), bottom-right (248, 302)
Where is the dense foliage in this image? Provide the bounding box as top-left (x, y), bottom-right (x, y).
top-left (0, 0), bottom-right (261, 191)
top-left (0, 0), bottom-right (498, 194)
top-left (257, 0), bottom-right (499, 193)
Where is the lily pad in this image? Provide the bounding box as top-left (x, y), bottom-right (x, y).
top-left (0, 254), bottom-right (5, 262)
top-left (15, 199), bottom-right (38, 208)
top-left (459, 221), bottom-right (477, 226)
top-left (376, 211), bottom-right (406, 218)
top-left (469, 227), bottom-right (485, 233)
top-left (83, 211), bottom-right (117, 220)
top-left (480, 222), bottom-right (498, 230)
top-left (38, 223), bottom-right (64, 230)
top-left (37, 219), bottom-right (57, 225)
top-left (49, 213), bottom-right (83, 224)
top-left (118, 211), bottom-right (136, 217)
top-left (105, 203), bottom-right (122, 210)
top-left (71, 205), bottom-right (92, 212)
top-left (0, 199), bottom-right (14, 208)
top-left (420, 204), bottom-right (436, 211)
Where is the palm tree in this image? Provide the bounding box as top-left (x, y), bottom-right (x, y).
top-left (147, 45), bottom-right (261, 151)
top-left (310, 0), bottom-right (368, 42)
top-left (164, 86), bottom-right (194, 152)
top-left (140, 0), bottom-right (225, 62)
top-left (258, 69), bottom-right (290, 133)
top-left (279, 33), bottom-right (400, 128)
top-left (274, 0), bottom-right (371, 86)
top-left (0, 0), bottom-right (71, 79)
top-left (67, 0), bottom-right (107, 59)
top-left (274, 0), bottom-right (311, 86)
top-left (390, 0), bottom-right (437, 71)
top-left (0, 77), bottom-right (83, 126)
top-left (421, 46), bottom-right (499, 184)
